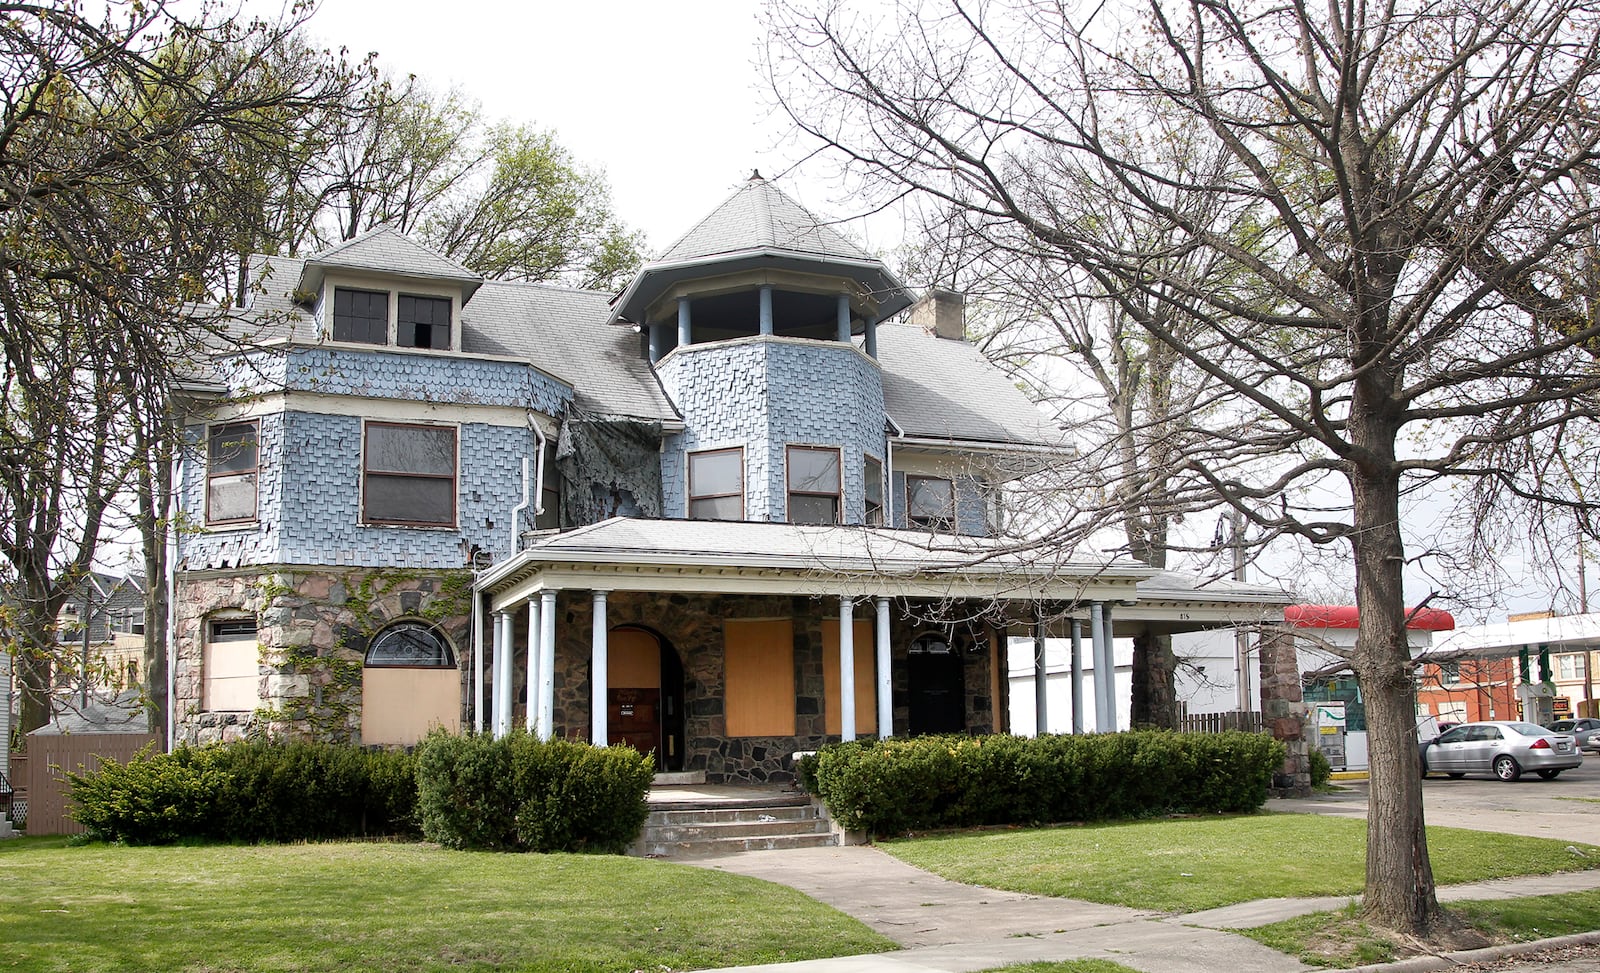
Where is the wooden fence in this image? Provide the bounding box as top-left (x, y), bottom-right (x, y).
top-left (1177, 710), bottom-right (1264, 734)
top-left (23, 732), bottom-right (158, 835)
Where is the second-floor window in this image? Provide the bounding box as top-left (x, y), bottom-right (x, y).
top-left (864, 455), bottom-right (884, 526)
top-left (787, 445), bottom-right (841, 524)
top-left (1558, 653), bottom-right (1586, 681)
top-left (206, 420), bottom-right (259, 525)
top-left (363, 422), bottom-right (457, 526)
top-left (688, 447), bottom-right (743, 520)
top-left (333, 287), bottom-right (388, 344)
top-left (907, 475), bottom-right (956, 530)
top-left (397, 295), bottom-right (451, 349)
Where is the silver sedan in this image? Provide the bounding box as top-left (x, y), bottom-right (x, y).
top-left (1420, 720), bottom-right (1582, 781)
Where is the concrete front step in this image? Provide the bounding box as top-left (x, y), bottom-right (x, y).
top-left (632, 791), bottom-right (846, 858)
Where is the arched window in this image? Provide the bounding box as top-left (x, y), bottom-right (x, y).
top-left (365, 622), bottom-right (455, 668)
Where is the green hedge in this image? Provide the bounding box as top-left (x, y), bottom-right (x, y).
top-left (802, 730), bottom-right (1285, 837)
top-left (66, 741), bottom-right (419, 844)
top-left (415, 731), bottom-right (654, 853)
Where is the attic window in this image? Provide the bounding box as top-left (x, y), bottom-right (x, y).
top-left (332, 288), bottom-right (388, 345)
top-left (397, 295), bottom-right (451, 350)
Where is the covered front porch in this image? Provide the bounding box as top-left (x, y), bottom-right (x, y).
top-left (470, 518), bottom-right (1158, 782)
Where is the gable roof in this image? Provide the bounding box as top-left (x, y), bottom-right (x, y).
top-left (874, 323), bottom-right (1066, 448)
top-left (297, 227), bottom-right (484, 301)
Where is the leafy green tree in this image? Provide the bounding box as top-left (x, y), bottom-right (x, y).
top-left (0, 0), bottom-right (373, 734)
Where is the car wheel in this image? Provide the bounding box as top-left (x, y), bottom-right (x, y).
top-left (1447, 772), bottom-right (1466, 779)
top-left (1536, 769), bottom-right (1562, 780)
top-left (1493, 755), bottom-right (1522, 781)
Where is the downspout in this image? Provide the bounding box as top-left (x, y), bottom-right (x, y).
top-left (471, 588), bottom-right (484, 734)
top-left (530, 415), bottom-right (548, 524)
top-left (165, 450), bottom-right (180, 751)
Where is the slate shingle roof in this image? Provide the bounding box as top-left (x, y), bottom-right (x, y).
top-left (300, 226), bottom-right (482, 287)
top-left (659, 174), bottom-right (877, 265)
top-left (874, 322), bottom-right (1065, 447)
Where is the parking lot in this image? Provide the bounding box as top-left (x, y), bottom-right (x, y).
top-left (1282, 760), bottom-right (1600, 846)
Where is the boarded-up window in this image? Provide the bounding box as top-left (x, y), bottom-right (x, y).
top-left (203, 618), bottom-right (258, 711)
top-left (823, 619), bottom-right (878, 735)
top-left (724, 619), bottom-right (795, 737)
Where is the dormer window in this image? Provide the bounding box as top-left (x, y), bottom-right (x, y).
top-left (333, 288), bottom-right (388, 344)
top-left (398, 295), bottom-right (451, 349)
top-left (907, 475), bottom-right (956, 530)
top-left (328, 286), bottom-right (456, 350)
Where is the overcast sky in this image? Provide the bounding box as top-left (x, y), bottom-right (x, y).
top-left (297, 0), bottom-right (812, 252)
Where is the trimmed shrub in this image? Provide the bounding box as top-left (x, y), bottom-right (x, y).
top-left (804, 730), bottom-right (1285, 837)
top-left (66, 740), bottom-right (420, 844)
top-left (417, 730), bottom-right (654, 853)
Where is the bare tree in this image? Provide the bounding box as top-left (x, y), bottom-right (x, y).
top-left (0, 1), bottom-right (372, 735)
top-left (764, 0), bottom-right (1600, 935)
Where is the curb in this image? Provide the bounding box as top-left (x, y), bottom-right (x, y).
top-left (1330, 771), bottom-right (1370, 781)
top-left (1331, 929), bottom-right (1600, 972)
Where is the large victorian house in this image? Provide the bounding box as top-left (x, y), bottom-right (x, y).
top-left (173, 175), bottom-right (1290, 783)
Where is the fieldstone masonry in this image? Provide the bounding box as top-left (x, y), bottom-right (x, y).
top-left (174, 567), bottom-right (471, 746)
top-left (498, 590), bottom-right (997, 783)
top-left (1258, 628), bottom-right (1313, 797)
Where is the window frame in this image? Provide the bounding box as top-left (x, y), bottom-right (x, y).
top-left (906, 474), bottom-right (957, 530)
top-left (361, 420), bottom-right (459, 527)
top-left (331, 286), bottom-right (390, 345)
top-left (396, 293), bottom-right (453, 350)
top-left (1557, 653), bottom-right (1586, 681)
top-left (205, 419), bottom-right (261, 526)
top-left (687, 447), bottom-right (745, 520)
top-left (785, 444), bottom-right (843, 525)
top-left (364, 621), bottom-right (457, 669)
top-left (864, 454), bottom-right (884, 526)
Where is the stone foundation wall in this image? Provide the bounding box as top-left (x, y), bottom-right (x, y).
top-left (174, 566), bottom-right (472, 746)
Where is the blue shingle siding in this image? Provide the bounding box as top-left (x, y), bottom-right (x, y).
top-left (179, 410), bottom-right (534, 570)
top-left (657, 337), bottom-right (886, 523)
top-left (282, 347), bottom-right (571, 413)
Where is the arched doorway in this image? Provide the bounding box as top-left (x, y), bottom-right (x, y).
top-left (608, 627), bottom-right (685, 771)
top-left (908, 633), bottom-right (966, 735)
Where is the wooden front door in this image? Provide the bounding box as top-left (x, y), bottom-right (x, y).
top-left (608, 628), bottom-right (664, 766)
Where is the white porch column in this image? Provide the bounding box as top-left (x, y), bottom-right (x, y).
top-left (839, 596), bottom-right (857, 741)
top-left (1090, 602), bottom-right (1114, 733)
top-left (1101, 604), bottom-right (1116, 731)
top-left (525, 596), bottom-right (541, 734)
top-left (493, 611), bottom-right (512, 738)
top-left (537, 588), bottom-right (558, 739)
top-left (874, 597), bottom-right (892, 738)
top-left (1070, 617), bottom-right (1084, 734)
top-left (591, 591), bottom-right (609, 746)
top-left (471, 594), bottom-right (484, 734)
top-left (1033, 612), bottom-right (1049, 736)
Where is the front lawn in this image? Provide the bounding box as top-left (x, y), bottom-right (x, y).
top-left (1240, 890), bottom-right (1600, 968)
top-left (883, 814), bottom-right (1600, 912)
top-left (0, 837), bottom-right (894, 973)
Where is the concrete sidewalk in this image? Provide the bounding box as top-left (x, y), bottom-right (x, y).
top-left (688, 844), bottom-right (1600, 973)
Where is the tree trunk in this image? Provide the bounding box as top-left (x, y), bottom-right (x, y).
top-left (14, 587), bottom-right (55, 734)
top-left (1349, 445), bottom-right (1441, 932)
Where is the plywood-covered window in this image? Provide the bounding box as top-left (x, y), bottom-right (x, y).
top-left (723, 619), bottom-right (795, 736)
top-left (203, 618), bottom-right (258, 711)
top-left (823, 619), bottom-right (877, 735)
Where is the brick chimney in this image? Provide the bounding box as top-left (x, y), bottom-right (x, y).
top-left (908, 289), bottom-right (966, 341)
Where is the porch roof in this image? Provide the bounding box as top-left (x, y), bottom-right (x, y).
top-left (1419, 612), bottom-right (1600, 662)
top-left (476, 518), bottom-right (1287, 623)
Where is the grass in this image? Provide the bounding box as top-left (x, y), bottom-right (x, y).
top-left (0, 836), bottom-right (894, 973)
top-left (1238, 890), bottom-right (1600, 968)
top-left (882, 813), bottom-right (1600, 913)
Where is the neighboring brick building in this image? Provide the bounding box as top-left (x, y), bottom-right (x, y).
top-left (173, 174), bottom-right (1290, 781)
